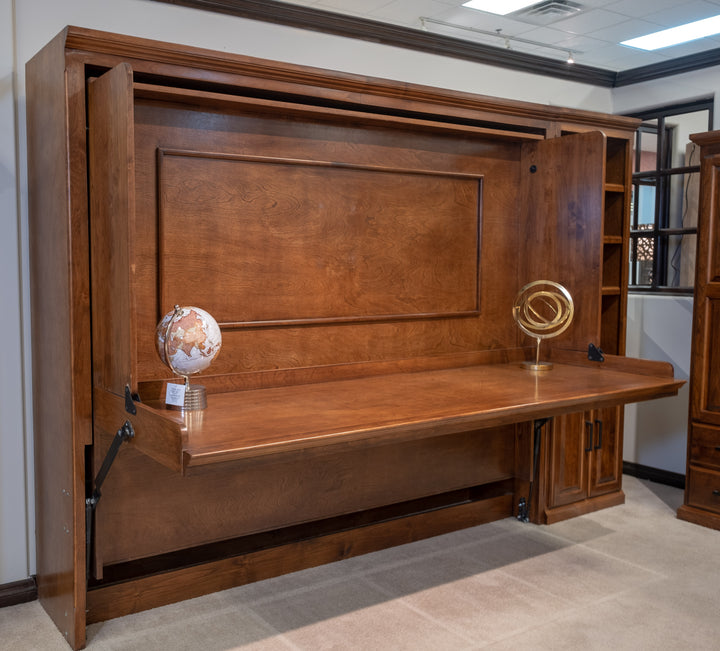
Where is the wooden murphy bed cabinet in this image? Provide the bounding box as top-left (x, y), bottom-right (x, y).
top-left (26, 27), bottom-right (682, 649)
top-left (678, 130), bottom-right (720, 531)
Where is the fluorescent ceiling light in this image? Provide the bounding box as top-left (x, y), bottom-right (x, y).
top-left (462, 1), bottom-right (539, 16)
top-left (622, 15), bottom-right (720, 50)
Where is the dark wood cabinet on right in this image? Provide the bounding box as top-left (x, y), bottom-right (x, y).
top-left (678, 130), bottom-right (720, 531)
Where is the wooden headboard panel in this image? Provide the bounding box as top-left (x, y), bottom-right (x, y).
top-left (90, 65), bottom-right (535, 394)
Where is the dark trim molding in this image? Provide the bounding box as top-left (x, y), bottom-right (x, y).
top-left (616, 47), bottom-right (720, 87)
top-left (623, 461), bottom-right (686, 489)
top-left (0, 577), bottom-right (37, 609)
top-left (151, 0), bottom-right (720, 88)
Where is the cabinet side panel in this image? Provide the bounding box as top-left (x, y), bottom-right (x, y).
top-left (26, 32), bottom-right (86, 650)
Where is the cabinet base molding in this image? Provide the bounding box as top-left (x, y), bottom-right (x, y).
top-left (87, 493), bottom-right (512, 623)
top-left (677, 504), bottom-right (720, 531)
top-left (543, 491), bottom-right (625, 525)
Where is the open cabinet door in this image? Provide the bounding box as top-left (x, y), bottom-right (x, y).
top-left (519, 131), bottom-right (606, 351)
top-left (86, 63), bottom-right (137, 585)
top-left (88, 62), bottom-right (137, 397)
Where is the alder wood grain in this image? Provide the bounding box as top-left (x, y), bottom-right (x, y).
top-left (114, 358), bottom-right (683, 472)
top-left (86, 494), bottom-right (512, 623)
top-left (94, 425), bottom-right (515, 564)
top-left (26, 31), bottom-right (89, 650)
top-left (681, 132), bottom-right (720, 530)
top-left (157, 149), bottom-right (481, 326)
top-left (27, 26), bottom-right (665, 648)
top-left (88, 63), bottom-right (137, 395)
top-left (130, 95), bottom-right (521, 381)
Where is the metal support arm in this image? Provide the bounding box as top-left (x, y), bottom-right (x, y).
top-left (517, 417), bottom-right (551, 523)
top-left (85, 420), bottom-right (134, 580)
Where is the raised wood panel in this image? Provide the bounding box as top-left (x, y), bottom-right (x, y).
top-left (547, 411), bottom-right (589, 508)
top-left (94, 425), bottom-right (515, 566)
top-left (131, 98), bottom-right (522, 381)
top-left (689, 423), bottom-right (720, 470)
top-left (685, 466), bottom-right (720, 514)
top-left (709, 162), bottom-right (720, 282)
top-left (157, 150), bottom-right (481, 327)
top-left (703, 299), bottom-right (720, 414)
top-left (589, 406), bottom-right (623, 497)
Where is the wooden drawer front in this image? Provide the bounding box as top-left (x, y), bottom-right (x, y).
top-left (686, 466), bottom-right (720, 514)
top-left (690, 423), bottom-right (720, 469)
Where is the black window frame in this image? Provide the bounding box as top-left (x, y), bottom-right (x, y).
top-left (627, 98), bottom-right (713, 294)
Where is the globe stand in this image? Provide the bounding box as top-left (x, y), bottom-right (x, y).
top-left (165, 375), bottom-right (208, 412)
top-left (183, 383), bottom-right (207, 411)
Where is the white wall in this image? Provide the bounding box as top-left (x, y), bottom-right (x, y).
top-left (1, 0), bottom-right (30, 585)
top-left (624, 295), bottom-right (693, 475)
top-left (0, 0), bottom-right (703, 585)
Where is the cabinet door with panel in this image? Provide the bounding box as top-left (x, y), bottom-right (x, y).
top-left (589, 406), bottom-right (623, 497)
top-left (544, 407), bottom-right (623, 522)
top-left (547, 411), bottom-right (591, 508)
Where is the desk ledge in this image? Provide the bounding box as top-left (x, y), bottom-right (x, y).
top-left (93, 353), bottom-right (682, 475)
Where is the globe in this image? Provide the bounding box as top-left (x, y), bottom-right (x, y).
top-left (156, 305), bottom-right (222, 377)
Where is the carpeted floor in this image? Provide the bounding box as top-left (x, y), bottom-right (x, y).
top-left (1, 475), bottom-right (718, 650)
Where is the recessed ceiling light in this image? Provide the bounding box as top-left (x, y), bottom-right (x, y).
top-left (622, 15), bottom-right (720, 51)
top-left (462, 1), bottom-right (540, 16)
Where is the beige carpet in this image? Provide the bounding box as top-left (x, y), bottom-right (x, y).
top-left (2, 476), bottom-right (718, 650)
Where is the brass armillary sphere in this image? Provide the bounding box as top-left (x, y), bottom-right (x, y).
top-left (512, 280), bottom-right (574, 371)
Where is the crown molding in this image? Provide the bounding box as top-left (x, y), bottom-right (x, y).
top-left (151, 0), bottom-right (720, 89)
top-left (615, 47), bottom-right (720, 87)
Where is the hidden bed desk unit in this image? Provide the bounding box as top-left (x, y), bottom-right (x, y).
top-left (26, 27), bottom-right (682, 649)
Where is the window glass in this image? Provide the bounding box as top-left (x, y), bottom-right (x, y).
top-left (627, 100), bottom-right (711, 293)
top-left (668, 171), bottom-right (699, 230)
top-left (637, 124), bottom-right (657, 173)
top-left (664, 111), bottom-right (710, 169)
top-left (665, 234), bottom-right (697, 288)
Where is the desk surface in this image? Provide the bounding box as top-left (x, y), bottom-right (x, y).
top-left (94, 353), bottom-right (683, 473)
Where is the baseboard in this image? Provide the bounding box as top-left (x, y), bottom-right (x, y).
top-left (0, 577), bottom-right (37, 609)
top-left (623, 461), bottom-right (686, 489)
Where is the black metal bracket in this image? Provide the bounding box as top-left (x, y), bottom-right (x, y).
top-left (85, 420), bottom-right (134, 580)
top-left (125, 384), bottom-right (137, 414)
top-left (588, 343), bottom-right (605, 362)
top-left (518, 417), bottom-right (551, 523)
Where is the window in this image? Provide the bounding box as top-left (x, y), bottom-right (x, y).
top-left (628, 99), bottom-right (713, 293)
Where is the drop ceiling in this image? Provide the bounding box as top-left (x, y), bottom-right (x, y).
top-left (281, 0), bottom-right (720, 71)
top-left (153, 0), bottom-right (720, 86)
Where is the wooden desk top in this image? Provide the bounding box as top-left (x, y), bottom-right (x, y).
top-left (95, 352), bottom-right (682, 474)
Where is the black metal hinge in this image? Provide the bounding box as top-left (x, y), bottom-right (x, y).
top-left (588, 343), bottom-right (605, 362)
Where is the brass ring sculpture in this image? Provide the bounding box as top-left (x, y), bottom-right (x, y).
top-left (512, 280), bottom-right (574, 371)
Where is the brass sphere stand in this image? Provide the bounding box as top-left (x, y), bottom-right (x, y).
top-left (512, 281), bottom-right (574, 372)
